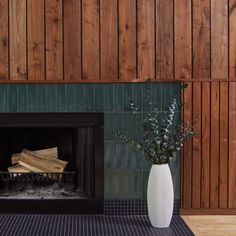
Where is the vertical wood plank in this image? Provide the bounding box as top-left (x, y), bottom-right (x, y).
top-left (230, 0), bottom-right (236, 79)
top-left (229, 0), bottom-right (236, 208)
top-left (201, 82), bottom-right (210, 208)
top-left (192, 0), bottom-right (210, 209)
top-left (27, 0), bottom-right (45, 80)
top-left (137, 0), bottom-right (155, 79)
top-left (192, 82), bottom-right (201, 209)
top-left (64, 0), bottom-right (81, 80)
top-left (46, 0), bottom-right (63, 80)
top-left (175, 0), bottom-right (192, 209)
top-left (119, 0), bottom-right (136, 80)
top-left (82, 0), bottom-right (100, 80)
top-left (174, 0), bottom-right (192, 79)
top-left (211, 0), bottom-right (228, 208)
top-left (0, 0), bottom-right (9, 80)
top-left (100, 0), bottom-right (118, 80)
top-left (210, 81), bottom-right (220, 208)
top-left (156, 0), bottom-right (174, 79)
top-left (9, 0), bottom-right (27, 80)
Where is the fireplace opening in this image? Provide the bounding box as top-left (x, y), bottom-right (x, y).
top-left (0, 113), bottom-right (104, 214)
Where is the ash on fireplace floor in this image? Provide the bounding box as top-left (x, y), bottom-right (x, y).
top-left (0, 182), bottom-right (86, 199)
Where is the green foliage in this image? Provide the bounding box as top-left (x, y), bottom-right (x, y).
top-left (112, 82), bottom-right (195, 165)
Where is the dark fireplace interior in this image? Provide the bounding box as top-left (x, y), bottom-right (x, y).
top-left (0, 113), bottom-right (104, 214)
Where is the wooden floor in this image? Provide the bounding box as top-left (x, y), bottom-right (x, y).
top-left (182, 215), bottom-right (236, 236)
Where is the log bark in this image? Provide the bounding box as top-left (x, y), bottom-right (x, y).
top-left (18, 149), bottom-right (68, 173)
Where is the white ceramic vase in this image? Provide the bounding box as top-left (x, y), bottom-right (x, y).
top-left (147, 164), bottom-right (174, 228)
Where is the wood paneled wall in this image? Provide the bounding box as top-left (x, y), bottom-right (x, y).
top-left (0, 0), bottom-right (236, 213)
top-left (181, 0), bottom-right (236, 214)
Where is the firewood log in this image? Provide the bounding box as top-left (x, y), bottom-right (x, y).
top-left (18, 149), bottom-right (68, 173)
top-left (11, 147), bottom-right (58, 165)
top-left (8, 164), bottom-right (31, 173)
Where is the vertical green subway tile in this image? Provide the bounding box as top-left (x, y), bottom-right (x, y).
top-left (133, 112), bottom-right (142, 141)
top-left (103, 84), bottom-right (113, 112)
top-left (142, 171), bottom-right (149, 200)
top-left (171, 82), bottom-right (181, 112)
top-left (162, 82), bottom-right (172, 111)
top-left (113, 142), bottom-right (134, 169)
top-left (104, 171), bottom-right (142, 199)
top-left (152, 83), bottom-right (162, 111)
top-left (132, 83), bottom-right (143, 111)
top-left (75, 84), bottom-right (85, 111)
top-left (143, 81), bottom-right (152, 111)
top-left (17, 84), bottom-right (28, 112)
top-left (66, 84), bottom-right (76, 112)
top-left (9, 84), bottom-right (17, 112)
top-left (0, 85), bottom-right (8, 112)
top-left (104, 142), bottom-right (113, 169)
top-left (28, 84), bottom-right (38, 112)
top-left (46, 84), bottom-right (57, 112)
top-left (57, 84), bottom-right (66, 112)
top-left (124, 83), bottom-right (132, 111)
top-left (113, 113), bottom-right (123, 141)
top-left (95, 84), bottom-right (104, 111)
top-left (85, 84), bottom-right (94, 111)
top-left (104, 113), bottom-right (113, 141)
top-left (38, 84), bottom-right (47, 112)
top-left (113, 84), bottom-right (124, 112)
top-left (134, 151), bottom-right (151, 170)
top-left (123, 112), bottom-right (133, 139)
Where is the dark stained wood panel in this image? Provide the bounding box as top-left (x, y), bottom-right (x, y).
top-left (0, 0), bottom-right (9, 80)
top-left (100, 0), bottom-right (118, 80)
top-left (229, 0), bottom-right (236, 209)
top-left (192, 0), bottom-right (210, 78)
top-left (45, 0), bottom-right (63, 80)
top-left (9, 0), bottom-right (27, 80)
top-left (64, 0), bottom-right (81, 81)
top-left (156, 0), bottom-right (174, 79)
top-left (27, 0), bottom-right (45, 80)
top-left (82, 0), bottom-right (100, 80)
top-left (230, 0), bottom-right (236, 79)
top-left (137, 0), bottom-right (155, 79)
top-left (211, 0), bottom-right (228, 209)
top-left (175, 0), bottom-right (192, 209)
top-left (174, 0), bottom-right (192, 79)
top-left (201, 82), bottom-right (210, 208)
top-left (119, 0), bottom-right (136, 80)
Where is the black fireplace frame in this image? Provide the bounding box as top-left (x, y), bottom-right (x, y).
top-left (0, 113), bottom-right (104, 214)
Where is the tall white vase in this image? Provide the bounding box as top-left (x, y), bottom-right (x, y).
top-left (147, 164), bottom-right (174, 228)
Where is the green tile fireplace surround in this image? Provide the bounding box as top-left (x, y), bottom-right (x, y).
top-left (0, 82), bottom-right (180, 200)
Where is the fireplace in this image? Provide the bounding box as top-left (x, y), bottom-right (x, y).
top-left (0, 113), bottom-right (104, 214)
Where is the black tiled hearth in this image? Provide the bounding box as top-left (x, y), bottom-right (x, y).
top-left (0, 214), bottom-right (193, 236)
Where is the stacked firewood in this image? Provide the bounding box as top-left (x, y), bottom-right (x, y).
top-left (8, 147), bottom-right (68, 173)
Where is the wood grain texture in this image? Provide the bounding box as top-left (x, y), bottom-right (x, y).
top-left (137, 0), bottom-right (155, 79)
top-left (27, 0), bottom-right (45, 80)
top-left (174, 0), bottom-right (192, 79)
top-left (175, 0), bottom-right (192, 209)
top-left (100, 0), bottom-right (118, 80)
top-left (0, 0), bottom-right (9, 80)
top-left (82, 0), bottom-right (100, 80)
top-left (46, 0), bottom-right (63, 80)
top-left (182, 83), bottom-right (193, 209)
top-left (229, 83), bottom-right (236, 208)
top-left (64, 0), bottom-right (81, 80)
top-left (192, 83), bottom-right (201, 208)
top-left (192, 0), bottom-right (210, 78)
top-left (156, 0), bottom-right (173, 79)
top-left (201, 82), bottom-right (210, 208)
top-left (230, 0), bottom-right (236, 79)
top-left (119, 0), bottom-right (136, 80)
top-left (229, 0), bottom-right (236, 209)
top-left (9, 0), bottom-right (27, 80)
